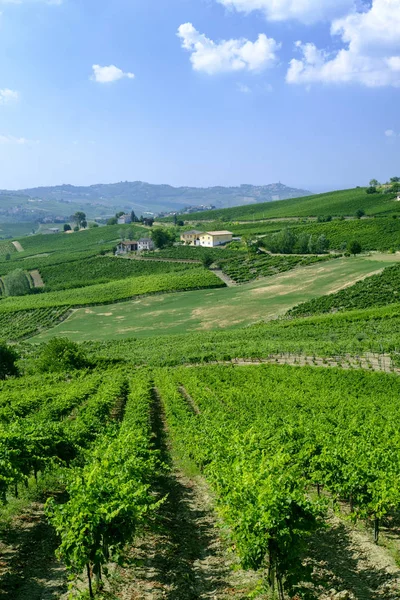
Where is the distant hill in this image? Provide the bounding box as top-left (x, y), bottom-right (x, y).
top-left (170, 187), bottom-right (400, 222)
top-left (0, 181), bottom-right (311, 224)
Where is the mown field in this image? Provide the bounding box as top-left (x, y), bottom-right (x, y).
top-left (31, 253), bottom-right (400, 342)
top-left (168, 187), bottom-right (400, 221)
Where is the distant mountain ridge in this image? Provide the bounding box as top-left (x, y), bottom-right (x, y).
top-left (0, 181), bottom-right (312, 223)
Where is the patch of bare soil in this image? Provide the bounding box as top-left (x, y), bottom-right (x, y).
top-left (0, 503), bottom-right (67, 600)
top-left (11, 241), bottom-right (23, 253)
top-left (302, 515), bottom-right (400, 600)
top-left (29, 270), bottom-right (45, 288)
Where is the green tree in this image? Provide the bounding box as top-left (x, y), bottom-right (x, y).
top-left (37, 338), bottom-right (88, 373)
top-left (73, 212), bottom-right (87, 228)
top-left (151, 227), bottom-right (175, 249)
top-left (0, 342), bottom-right (19, 380)
top-left (316, 234), bottom-right (330, 254)
top-left (107, 217), bottom-right (118, 226)
top-left (177, 220), bottom-right (184, 227)
top-left (296, 233), bottom-right (310, 254)
top-left (202, 254), bottom-right (214, 268)
top-left (126, 227), bottom-right (135, 241)
top-left (369, 179), bottom-right (380, 187)
top-left (63, 223), bottom-right (72, 232)
top-left (116, 211), bottom-right (125, 218)
top-left (366, 186), bottom-right (377, 195)
top-left (130, 210), bottom-right (139, 223)
top-left (390, 177), bottom-right (400, 183)
top-left (3, 269), bottom-right (31, 297)
top-left (349, 240), bottom-right (362, 256)
top-left (355, 208), bottom-right (365, 219)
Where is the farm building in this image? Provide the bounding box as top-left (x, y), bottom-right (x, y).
top-left (198, 231), bottom-right (233, 247)
top-left (117, 214), bottom-right (132, 225)
top-left (116, 240), bottom-right (138, 254)
top-left (180, 230), bottom-right (203, 246)
top-left (138, 238), bottom-right (155, 251)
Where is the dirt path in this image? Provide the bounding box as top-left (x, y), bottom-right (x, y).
top-left (210, 269), bottom-right (237, 287)
top-left (11, 241), bottom-right (23, 252)
top-left (304, 515), bottom-right (400, 599)
top-left (0, 503), bottom-right (67, 600)
top-left (29, 270), bottom-right (45, 288)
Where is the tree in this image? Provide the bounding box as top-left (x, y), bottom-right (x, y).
top-left (349, 240), bottom-right (362, 256)
top-left (37, 338), bottom-right (89, 373)
top-left (107, 217), bottom-right (118, 226)
top-left (202, 254), bottom-right (214, 268)
top-left (118, 228), bottom-right (126, 241)
top-left (142, 217), bottom-right (154, 227)
top-left (307, 235), bottom-right (317, 254)
top-left (116, 211), bottom-right (125, 218)
top-left (126, 227), bottom-right (134, 241)
top-left (316, 234), bottom-right (330, 254)
top-left (296, 233), bottom-right (310, 254)
top-left (151, 227), bottom-right (175, 249)
top-left (177, 220), bottom-right (184, 227)
top-left (355, 208), bottom-right (365, 219)
top-left (0, 342), bottom-right (19, 380)
top-left (130, 210), bottom-right (139, 223)
top-left (3, 269), bottom-right (31, 297)
top-left (73, 212), bottom-right (87, 228)
top-left (369, 179), bottom-right (380, 187)
top-left (73, 226), bottom-right (79, 232)
top-left (81, 220), bottom-right (87, 229)
top-left (366, 186), bottom-right (377, 195)
top-left (390, 177), bottom-right (400, 183)
top-left (63, 223), bottom-right (72, 232)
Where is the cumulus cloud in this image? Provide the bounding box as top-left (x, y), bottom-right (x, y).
top-left (177, 23), bottom-right (280, 74)
top-left (237, 83), bottom-right (252, 93)
top-left (91, 64), bottom-right (135, 84)
top-left (287, 0), bottom-right (400, 87)
top-left (0, 89), bottom-right (19, 103)
top-left (0, 134), bottom-right (37, 144)
top-left (216, 0), bottom-right (355, 24)
top-left (385, 129), bottom-right (396, 137)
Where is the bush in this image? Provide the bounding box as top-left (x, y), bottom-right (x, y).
top-left (37, 338), bottom-right (89, 373)
top-left (202, 254), bottom-right (214, 268)
top-left (349, 240), bottom-right (362, 256)
top-left (0, 342), bottom-right (19, 379)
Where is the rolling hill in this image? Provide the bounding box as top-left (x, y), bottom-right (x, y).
top-left (0, 181), bottom-right (311, 225)
top-left (171, 187), bottom-right (400, 221)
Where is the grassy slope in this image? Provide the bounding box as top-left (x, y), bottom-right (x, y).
top-left (31, 253), bottom-right (400, 342)
top-left (289, 263), bottom-right (400, 317)
top-left (172, 188), bottom-right (399, 221)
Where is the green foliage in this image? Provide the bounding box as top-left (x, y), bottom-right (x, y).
top-left (289, 263), bottom-right (400, 317)
top-left (201, 254), bottom-right (214, 268)
top-left (107, 217), bottom-right (118, 225)
top-left (260, 228), bottom-right (330, 255)
top-left (2, 269), bottom-right (31, 297)
top-left (63, 224), bottom-right (71, 232)
top-left (356, 208), bottom-right (366, 218)
top-left (0, 307), bottom-right (70, 342)
top-left (0, 342), bottom-right (19, 380)
top-left (37, 338), bottom-right (88, 373)
top-left (73, 211), bottom-right (87, 228)
top-left (349, 240), bottom-right (362, 255)
top-left (150, 227), bottom-right (176, 249)
top-left (0, 268), bottom-right (224, 313)
top-left (39, 256), bottom-right (202, 291)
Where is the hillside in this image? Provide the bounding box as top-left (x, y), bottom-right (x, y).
top-left (172, 187), bottom-right (400, 221)
top-left (0, 181), bottom-right (311, 225)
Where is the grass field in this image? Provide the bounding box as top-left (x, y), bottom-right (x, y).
top-left (32, 253), bottom-right (400, 342)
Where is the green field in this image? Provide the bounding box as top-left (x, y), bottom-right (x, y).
top-left (32, 253), bottom-right (400, 342)
top-left (171, 188), bottom-right (399, 221)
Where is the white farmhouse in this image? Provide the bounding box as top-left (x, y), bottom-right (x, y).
top-left (198, 231), bottom-right (233, 247)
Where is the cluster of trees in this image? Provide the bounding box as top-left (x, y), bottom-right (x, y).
top-left (368, 177), bottom-right (400, 195)
top-left (150, 227), bottom-right (176, 249)
top-left (260, 228), bottom-right (330, 255)
top-left (107, 210), bottom-right (154, 227)
top-left (2, 269), bottom-right (31, 297)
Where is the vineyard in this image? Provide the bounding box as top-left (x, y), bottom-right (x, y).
top-left (39, 255), bottom-right (202, 291)
top-left (0, 267), bottom-right (224, 312)
top-left (0, 307), bottom-right (71, 341)
top-left (167, 187), bottom-right (399, 221)
top-left (289, 263), bottom-right (400, 317)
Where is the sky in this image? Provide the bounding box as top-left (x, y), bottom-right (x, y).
top-left (0, 0), bottom-right (398, 192)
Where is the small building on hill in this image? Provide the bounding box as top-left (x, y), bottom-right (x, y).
top-left (138, 238), bottom-right (155, 251)
top-left (117, 214), bottom-right (132, 225)
top-left (180, 230), bottom-right (203, 246)
top-left (116, 240), bottom-right (138, 254)
top-left (199, 231), bottom-right (233, 247)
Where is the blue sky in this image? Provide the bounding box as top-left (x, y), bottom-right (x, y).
top-left (0, 0), bottom-right (398, 191)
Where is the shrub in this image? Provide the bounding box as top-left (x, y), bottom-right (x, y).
top-left (37, 338), bottom-right (89, 373)
top-left (349, 240), bottom-right (362, 256)
top-left (0, 342), bottom-right (19, 379)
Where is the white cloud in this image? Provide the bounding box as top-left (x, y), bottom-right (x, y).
top-left (91, 64), bottom-right (135, 84)
top-left (287, 0), bottom-right (400, 87)
top-left (237, 83), bottom-right (252, 93)
top-left (0, 89), bottom-right (19, 103)
top-left (177, 23), bottom-right (280, 74)
top-left (0, 134), bottom-right (37, 144)
top-left (216, 0), bottom-right (355, 24)
top-left (385, 129), bottom-right (396, 137)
